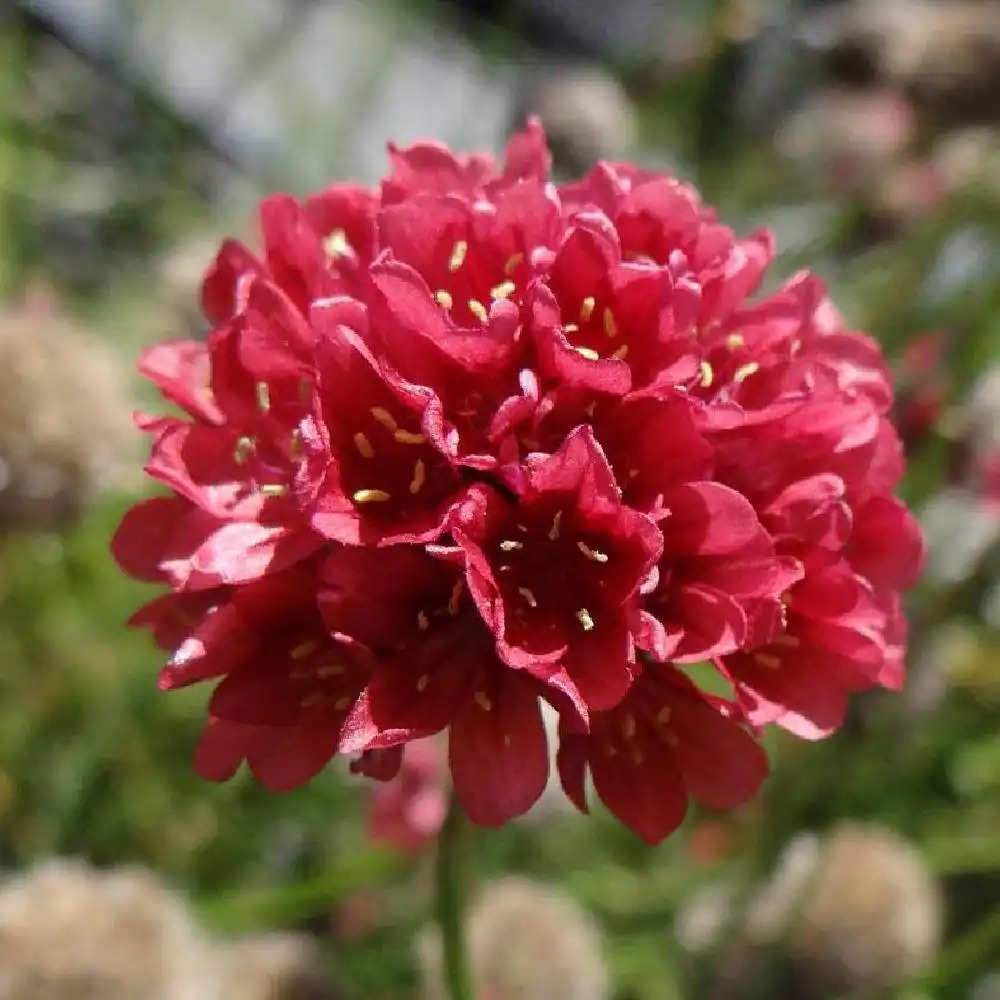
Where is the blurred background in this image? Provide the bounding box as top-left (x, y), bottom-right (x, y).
top-left (2, 0), bottom-right (1000, 997)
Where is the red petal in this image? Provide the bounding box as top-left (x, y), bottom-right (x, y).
top-left (589, 733), bottom-right (688, 846)
top-left (449, 674), bottom-right (549, 826)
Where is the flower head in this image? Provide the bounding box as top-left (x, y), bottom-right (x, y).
top-left (114, 119), bottom-right (922, 843)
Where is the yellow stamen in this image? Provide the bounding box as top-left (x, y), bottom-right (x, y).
top-left (417, 611), bottom-right (430, 631)
top-left (622, 713), bottom-right (637, 739)
top-left (353, 431), bottom-right (375, 459)
top-left (563, 322), bottom-right (579, 334)
top-left (775, 633), bottom-right (801, 648)
top-left (468, 299), bottom-right (488, 323)
top-left (603, 308), bottom-right (618, 338)
top-left (503, 252), bottom-right (524, 276)
top-left (417, 673), bottom-right (430, 692)
top-left (657, 707), bottom-right (672, 725)
top-left (580, 296), bottom-right (596, 322)
top-left (448, 579), bottom-right (464, 615)
top-left (576, 608), bottom-right (596, 631)
top-left (631, 745), bottom-right (644, 765)
top-left (323, 228), bottom-right (350, 258)
top-left (234, 436), bottom-right (254, 464)
top-left (726, 333), bottom-right (745, 349)
top-left (353, 489), bottom-right (391, 504)
top-left (491, 280), bottom-right (516, 301)
top-left (518, 587), bottom-right (538, 608)
top-left (448, 240), bottom-right (468, 272)
top-left (790, 338), bottom-right (802, 355)
top-left (394, 429), bottom-right (426, 446)
top-left (473, 691), bottom-right (492, 712)
top-left (370, 407), bottom-right (398, 432)
top-left (500, 540), bottom-right (523, 552)
top-left (409, 459), bottom-right (426, 494)
top-left (260, 484), bottom-right (287, 497)
top-left (754, 653), bottom-right (782, 670)
top-left (548, 511), bottom-right (562, 541)
top-left (699, 360), bottom-right (714, 388)
top-left (734, 361), bottom-right (760, 382)
top-left (289, 429), bottom-right (302, 459)
top-left (256, 382), bottom-right (271, 412)
top-left (611, 344), bottom-right (629, 361)
top-left (334, 696), bottom-right (351, 711)
top-left (575, 346), bottom-right (600, 361)
top-left (577, 541), bottom-right (609, 563)
top-left (291, 641), bottom-right (318, 660)
top-left (434, 289), bottom-right (453, 310)
top-left (317, 664), bottom-right (345, 678)
top-left (300, 691), bottom-right (327, 709)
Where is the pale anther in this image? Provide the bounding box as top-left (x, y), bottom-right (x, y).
top-left (775, 633), bottom-right (801, 648)
top-left (575, 346), bottom-right (600, 361)
top-left (291, 641), bottom-right (318, 660)
top-left (448, 579), bottom-right (464, 615)
top-left (448, 240), bottom-right (468, 272)
top-left (317, 664), bottom-right (345, 678)
top-left (473, 691), bottom-right (492, 712)
top-left (548, 511), bottom-right (562, 540)
top-left (576, 608), bottom-right (596, 631)
top-left (370, 407), bottom-right (398, 431)
top-left (234, 436), bottom-right (254, 464)
top-left (323, 228), bottom-right (350, 258)
top-left (353, 432), bottom-right (375, 459)
top-left (256, 382), bottom-right (271, 413)
top-left (734, 362), bottom-right (760, 382)
top-left (580, 296), bottom-right (596, 321)
top-left (468, 299), bottom-right (488, 323)
top-left (434, 289), bottom-right (454, 310)
top-left (500, 540), bottom-right (523, 552)
top-left (699, 360), bottom-right (714, 388)
top-left (577, 541), bottom-right (609, 563)
top-left (726, 333), bottom-right (745, 349)
top-left (612, 344), bottom-right (629, 361)
top-left (409, 459), bottom-right (426, 494)
top-left (417, 674), bottom-right (430, 692)
top-left (754, 653), bottom-right (782, 670)
top-left (260, 484), bottom-right (287, 496)
top-left (417, 611), bottom-right (431, 631)
top-left (395, 429), bottom-right (426, 446)
top-left (518, 587), bottom-right (538, 608)
top-left (503, 252), bottom-right (524, 276)
top-left (491, 280), bottom-right (516, 301)
top-left (603, 308), bottom-right (618, 338)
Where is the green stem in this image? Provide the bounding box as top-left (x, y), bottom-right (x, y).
top-left (436, 792), bottom-right (474, 1000)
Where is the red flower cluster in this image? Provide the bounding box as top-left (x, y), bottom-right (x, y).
top-left (113, 121), bottom-right (924, 844)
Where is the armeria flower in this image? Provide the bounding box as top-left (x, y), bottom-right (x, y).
top-left (114, 119), bottom-right (922, 844)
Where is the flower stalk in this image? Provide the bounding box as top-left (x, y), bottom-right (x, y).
top-left (436, 793), bottom-right (474, 1000)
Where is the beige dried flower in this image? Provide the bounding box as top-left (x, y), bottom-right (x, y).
top-left (790, 823), bottom-right (943, 998)
top-left (676, 823), bottom-right (942, 1000)
top-left (419, 875), bottom-right (609, 1000)
top-left (214, 933), bottom-right (345, 1000)
top-left (0, 859), bottom-right (345, 1000)
top-left (0, 858), bottom-right (219, 1000)
top-left (0, 286), bottom-right (135, 531)
top-left (524, 65), bottom-right (637, 173)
